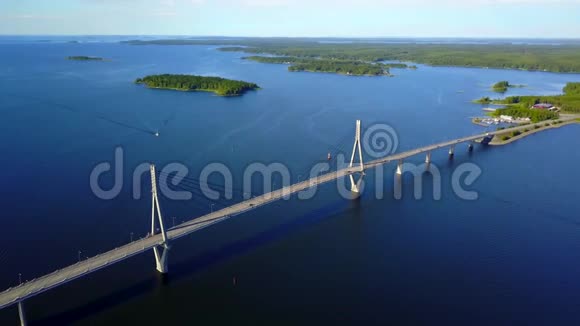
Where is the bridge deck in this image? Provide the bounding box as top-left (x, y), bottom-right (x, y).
top-left (0, 118), bottom-right (571, 309)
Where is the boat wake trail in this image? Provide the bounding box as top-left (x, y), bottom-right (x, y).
top-left (6, 93), bottom-right (157, 136)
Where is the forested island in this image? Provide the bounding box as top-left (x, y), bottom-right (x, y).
top-left (242, 56), bottom-right (417, 76)
top-left (67, 56), bottom-right (104, 61)
top-left (492, 81), bottom-right (524, 93)
top-left (125, 39), bottom-right (580, 73)
top-left (135, 74), bottom-right (259, 96)
top-left (288, 61), bottom-right (387, 76)
top-left (492, 81), bottom-right (511, 92)
top-left (243, 56), bottom-right (390, 76)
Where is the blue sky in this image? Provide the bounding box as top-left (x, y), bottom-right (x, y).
top-left (1, 0), bottom-right (580, 37)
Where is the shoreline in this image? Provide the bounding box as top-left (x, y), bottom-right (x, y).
top-left (134, 75), bottom-right (260, 97)
top-left (471, 118), bottom-right (489, 127)
top-left (471, 116), bottom-right (528, 127)
top-left (230, 48), bottom-right (580, 74)
top-left (489, 119), bottom-right (579, 146)
top-left (289, 69), bottom-right (391, 77)
top-left (138, 85), bottom-right (256, 97)
top-left (420, 62), bottom-right (580, 74)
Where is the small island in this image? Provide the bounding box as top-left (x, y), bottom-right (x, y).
top-left (135, 74), bottom-right (259, 96)
top-left (492, 80), bottom-right (524, 93)
top-left (67, 56), bottom-right (104, 61)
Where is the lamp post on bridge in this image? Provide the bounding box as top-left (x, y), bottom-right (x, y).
top-left (130, 232), bottom-right (134, 242)
top-left (78, 250), bottom-right (82, 262)
top-left (173, 217), bottom-right (176, 228)
top-left (210, 203), bottom-right (215, 213)
top-left (18, 273), bottom-right (21, 285)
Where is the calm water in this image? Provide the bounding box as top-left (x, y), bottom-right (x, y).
top-left (1, 37), bottom-right (580, 325)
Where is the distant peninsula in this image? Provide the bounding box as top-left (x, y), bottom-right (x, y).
top-left (135, 74), bottom-right (259, 96)
top-left (474, 82), bottom-right (580, 114)
top-left (242, 56), bottom-right (392, 76)
top-left (473, 96), bottom-right (493, 104)
top-left (470, 82), bottom-right (580, 144)
top-left (67, 56), bottom-right (104, 61)
top-left (124, 39), bottom-right (580, 73)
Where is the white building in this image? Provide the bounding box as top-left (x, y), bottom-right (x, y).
top-left (500, 115), bottom-right (514, 122)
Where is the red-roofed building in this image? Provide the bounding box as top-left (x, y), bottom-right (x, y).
top-left (532, 103), bottom-right (554, 110)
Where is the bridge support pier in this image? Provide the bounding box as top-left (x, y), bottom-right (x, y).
top-left (449, 145), bottom-right (455, 158)
top-left (150, 165), bottom-right (170, 274)
top-left (18, 301), bottom-right (26, 326)
top-left (350, 174), bottom-right (363, 194)
top-left (396, 159), bottom-right (403, 175)
top-left (349, 120), bottom-right (365, 197)
top-left (425, 152), bottom-right (432, 171)
top-left (154, 244), bottom-right (170, 274)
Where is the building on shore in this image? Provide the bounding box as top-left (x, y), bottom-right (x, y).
top-left (500, 115), bottom-right (514, 122)
top-left (531, 103), bottom-right (555, 110)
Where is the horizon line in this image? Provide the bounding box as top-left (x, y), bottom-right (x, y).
top-left (1, 34), bottom-right (580, 40)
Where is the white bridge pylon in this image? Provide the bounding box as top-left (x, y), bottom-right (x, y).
top-left (349, 120), bottom-right (365, 195)
top-left (150, 164), bottom-right (170, 274)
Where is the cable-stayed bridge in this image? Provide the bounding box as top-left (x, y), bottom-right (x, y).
top-left (0, 118), bottom-right (561, 325)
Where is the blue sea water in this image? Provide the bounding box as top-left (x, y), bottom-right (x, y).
top-left (1, 36), bottom-right (580, 325)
